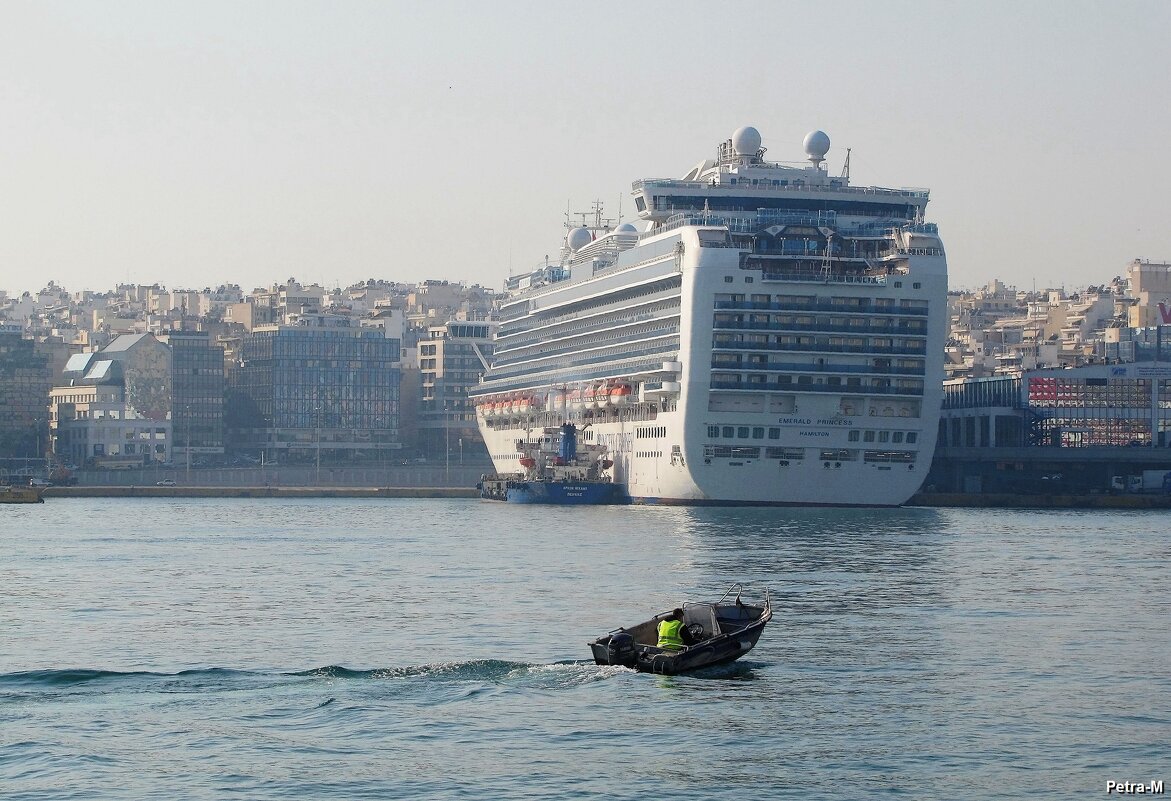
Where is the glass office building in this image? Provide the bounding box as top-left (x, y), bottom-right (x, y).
top-left (165, 332), bottom-right (225, 462)
top-left (228, 326), bottom-right (401, 460)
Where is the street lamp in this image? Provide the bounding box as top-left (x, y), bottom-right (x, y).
top-left (314, 405), bottom-right (322, 487)
top-left (185, 405), bottom-right (191, 482)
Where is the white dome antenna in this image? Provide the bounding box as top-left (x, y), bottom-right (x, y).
top-left (803, 130), bottom-right (831, 169)
top-left (566, 227), bottom-right (593, 252)
top-left (731, 126), bottom-right (762, 159)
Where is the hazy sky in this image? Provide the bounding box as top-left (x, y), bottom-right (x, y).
top-left (2, 0), bottom-right (1169, 297)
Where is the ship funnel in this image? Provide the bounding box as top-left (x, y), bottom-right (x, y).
top-left (559, 423), bottom-right (578, 462)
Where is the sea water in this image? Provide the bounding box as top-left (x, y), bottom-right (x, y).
top-left (1, 499), bottom-right (1167, 799)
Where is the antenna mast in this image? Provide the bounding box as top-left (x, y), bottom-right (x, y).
top-left (840, 148), bottom-right (852, 181)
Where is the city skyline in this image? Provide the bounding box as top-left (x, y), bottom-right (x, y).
top-left (3, 1), bottom-right (1169, 296)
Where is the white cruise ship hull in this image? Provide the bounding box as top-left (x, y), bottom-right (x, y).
top-left (474, 128), bottom-right (947, 506)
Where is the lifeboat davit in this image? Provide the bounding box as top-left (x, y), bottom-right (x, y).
top-left (586, 384), bottom-right (601, 409)
top-left (610, 383), bottom-right (632, 406)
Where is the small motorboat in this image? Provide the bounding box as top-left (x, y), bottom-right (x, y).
top-left (589, 584), bottom-right (771, 675)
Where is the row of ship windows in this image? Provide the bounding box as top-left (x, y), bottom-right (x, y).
top-left (702, 445), bottom-right (916, 462)
top-left (705, 425), bottom-right (919, 444)
top-left (499, 296), bottom-right (681, 351)
top-left (635, 451), bottom-right (664, 459)
top-left (636, 426), bottom-right (667, 439)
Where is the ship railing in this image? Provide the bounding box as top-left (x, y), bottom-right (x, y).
top-left (633, 179), bottom-right (930, 199)
top-left (758, 271), bottom-right (889, 285)
top-left (885, 247), bottom-right (944, 257)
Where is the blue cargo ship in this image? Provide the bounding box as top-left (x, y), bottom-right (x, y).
top-left (478, 423), bottom-right (628, 505)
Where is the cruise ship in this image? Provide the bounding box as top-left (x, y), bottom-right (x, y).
top-left (472, 126), bottom-right (947, 505)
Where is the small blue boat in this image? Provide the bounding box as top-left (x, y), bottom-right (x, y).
top-left (478, 423), bottom-right (627, 505)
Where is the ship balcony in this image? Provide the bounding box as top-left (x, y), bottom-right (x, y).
top-left (712, 341), bottom-right (928, 356)
top-left (642, 381), bottom-right (681, 398)
top-left (711, 361), bottom-right (925, 377)
top-left (713, 320), bottom-right (927, 335)
top-left (714, 300), bottom-right (928, 317)
top-left (709, 380), bottom-right (924, 397)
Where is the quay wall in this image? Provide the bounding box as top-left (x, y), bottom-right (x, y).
top-left (909, 492), bottom-right (1171, 509)
top-left (45, 486), bottom-right (478, 499)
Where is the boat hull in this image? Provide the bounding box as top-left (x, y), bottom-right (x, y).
top-left (590, 621), bottom-right (767, 675)
top-left (503, 480), bottom-right (627, 505)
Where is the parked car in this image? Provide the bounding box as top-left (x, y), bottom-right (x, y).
top-left (156, 479), bottom-right (177, 487)
top-left (28, 478), bottom-right (53, 488)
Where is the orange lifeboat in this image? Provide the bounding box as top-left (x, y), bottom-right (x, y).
top-left (567, 389), bottom-right (581, 409)
top-left (519, 456), bottom-right (536, 469)
top-left (516, 395), bottom-right (531, 414)
top-left (502, 396), bottom-right (515, 415)
top-left (595, 384), bottom-right (612, 408)
top-left (610, 383), bottom-right (632, 406)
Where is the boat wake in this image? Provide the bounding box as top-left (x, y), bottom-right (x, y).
top-left (0, 660), bottom-right (633, 695)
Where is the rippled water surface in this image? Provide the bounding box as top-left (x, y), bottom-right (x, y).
top-left (2, 499), bottom-right (1168, 799)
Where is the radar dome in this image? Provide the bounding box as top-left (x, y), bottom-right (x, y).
top-left (731, 126), bottom-right (762, 156)
top-left (566, 227), bottom-right (593, 252)
top-left (616, 223), bottom-right (638, 234)
top-left (803, 130), bottom-right (831, 159)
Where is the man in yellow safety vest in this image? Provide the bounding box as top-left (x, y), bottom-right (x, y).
top-left (656, 608), bottom-right (689, 651)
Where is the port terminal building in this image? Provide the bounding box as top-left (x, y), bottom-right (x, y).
top-left (928, 362), bottom-right (1171, 494)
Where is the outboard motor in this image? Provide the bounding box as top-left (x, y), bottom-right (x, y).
top-left (605, 631), bottom-right (637, 668)
top-left (559, 423), bottom-right (577, 462)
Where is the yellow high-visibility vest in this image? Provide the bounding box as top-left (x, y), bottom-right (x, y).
top-left (657, 618), bottom-right (684, 650)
